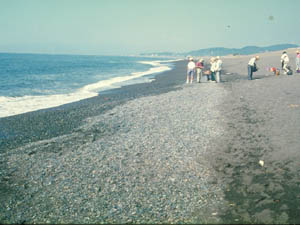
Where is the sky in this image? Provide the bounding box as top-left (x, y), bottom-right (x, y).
top-left (0, 0), bottom-right (299, 55)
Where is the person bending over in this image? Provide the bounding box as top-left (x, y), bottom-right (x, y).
top-left (281, 51), bottom-right (290, 75)
top-left (248, 55), bottom-right (260, 80)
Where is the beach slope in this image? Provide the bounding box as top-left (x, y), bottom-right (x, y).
top-left (1, 49), bottom-right (300, 223)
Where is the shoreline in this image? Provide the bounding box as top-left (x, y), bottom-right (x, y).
top-left (0, 57), bottom-right (181, 119)
top-left (0, 60), bottom-right (186, 151)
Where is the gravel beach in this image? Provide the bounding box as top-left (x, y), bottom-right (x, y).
top-left (1, 49), bottom-right (300, 224)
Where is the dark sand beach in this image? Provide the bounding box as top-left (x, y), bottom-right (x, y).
top-left (1, 49), bottom-right (300, 224)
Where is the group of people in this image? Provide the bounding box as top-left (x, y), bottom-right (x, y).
top-left (186, 50), bottom-right (300, 84)
top-left (248, 50), bottom-right (300, 80)
top-left (280, 50), bottom-right (300, 74)
top-left (186, 56), bottom-right (223, 83)
top-left (187, 50), bottom-right (300, 83)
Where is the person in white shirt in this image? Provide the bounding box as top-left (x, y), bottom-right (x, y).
top-left (296, 50), bottom-right (300, 72)
top-left (248, 55), bottom-right (260, 80)
top-left (186, 57), bottom-right (196, 83)
top-left (281, 51), bottom-right (289, 74)
top-left (215, 56), bottom-right (223, 83)
top-left (209, 57), bottom-right (216, 82)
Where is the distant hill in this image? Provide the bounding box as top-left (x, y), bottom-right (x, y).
top-left (140, 44), bottom-right (299, 57)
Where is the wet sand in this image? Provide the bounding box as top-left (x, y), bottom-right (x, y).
top-left (210, 49), bottom-right (300, 223)
top-left (1, 49), bottom-right (300, 223)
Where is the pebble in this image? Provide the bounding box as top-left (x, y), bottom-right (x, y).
top-left (0, 83), bottom-right (228, 223)
top-left (259, 160), bottom-right (264, 167)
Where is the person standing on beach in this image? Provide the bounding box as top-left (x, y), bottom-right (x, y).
top-left (296, 50), bottom-right (300, 73)
top-left (248, 55), bottom-right (260, 80)
top-left (215, 56), bottom-right (223, 83)
top-left (196, 58), bottom-right (204, 83)
top-left (281, 51), bottom-right (289, 75)
top-left (210, 57), bottom-right (216, 82)
top-left (186, 57), bottom-right (196, 84)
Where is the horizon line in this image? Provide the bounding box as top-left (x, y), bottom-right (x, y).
top-left (0, 43), bottom-right (298, 57)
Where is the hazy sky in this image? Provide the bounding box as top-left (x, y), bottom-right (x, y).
top-left (0, 0), bottom-right (299, 55)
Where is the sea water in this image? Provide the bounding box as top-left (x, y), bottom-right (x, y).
top-left (0, 53), bottom-right (179, 118)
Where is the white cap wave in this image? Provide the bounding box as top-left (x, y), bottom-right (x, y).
top-left (0, 60), bottom-right (176, 118)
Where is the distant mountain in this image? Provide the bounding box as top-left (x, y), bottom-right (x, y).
top-left (187, 44), bottom-right (299, 56)
top-left (140, 44), bottom-right (299, 57)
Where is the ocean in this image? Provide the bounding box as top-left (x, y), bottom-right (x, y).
top-left (0, 53), bottom-right (179, 118)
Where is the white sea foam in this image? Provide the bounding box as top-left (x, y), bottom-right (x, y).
top-left (0, 91), bottom-right (98, 118)
top-left (0, 60), bottom-right (174, 118)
